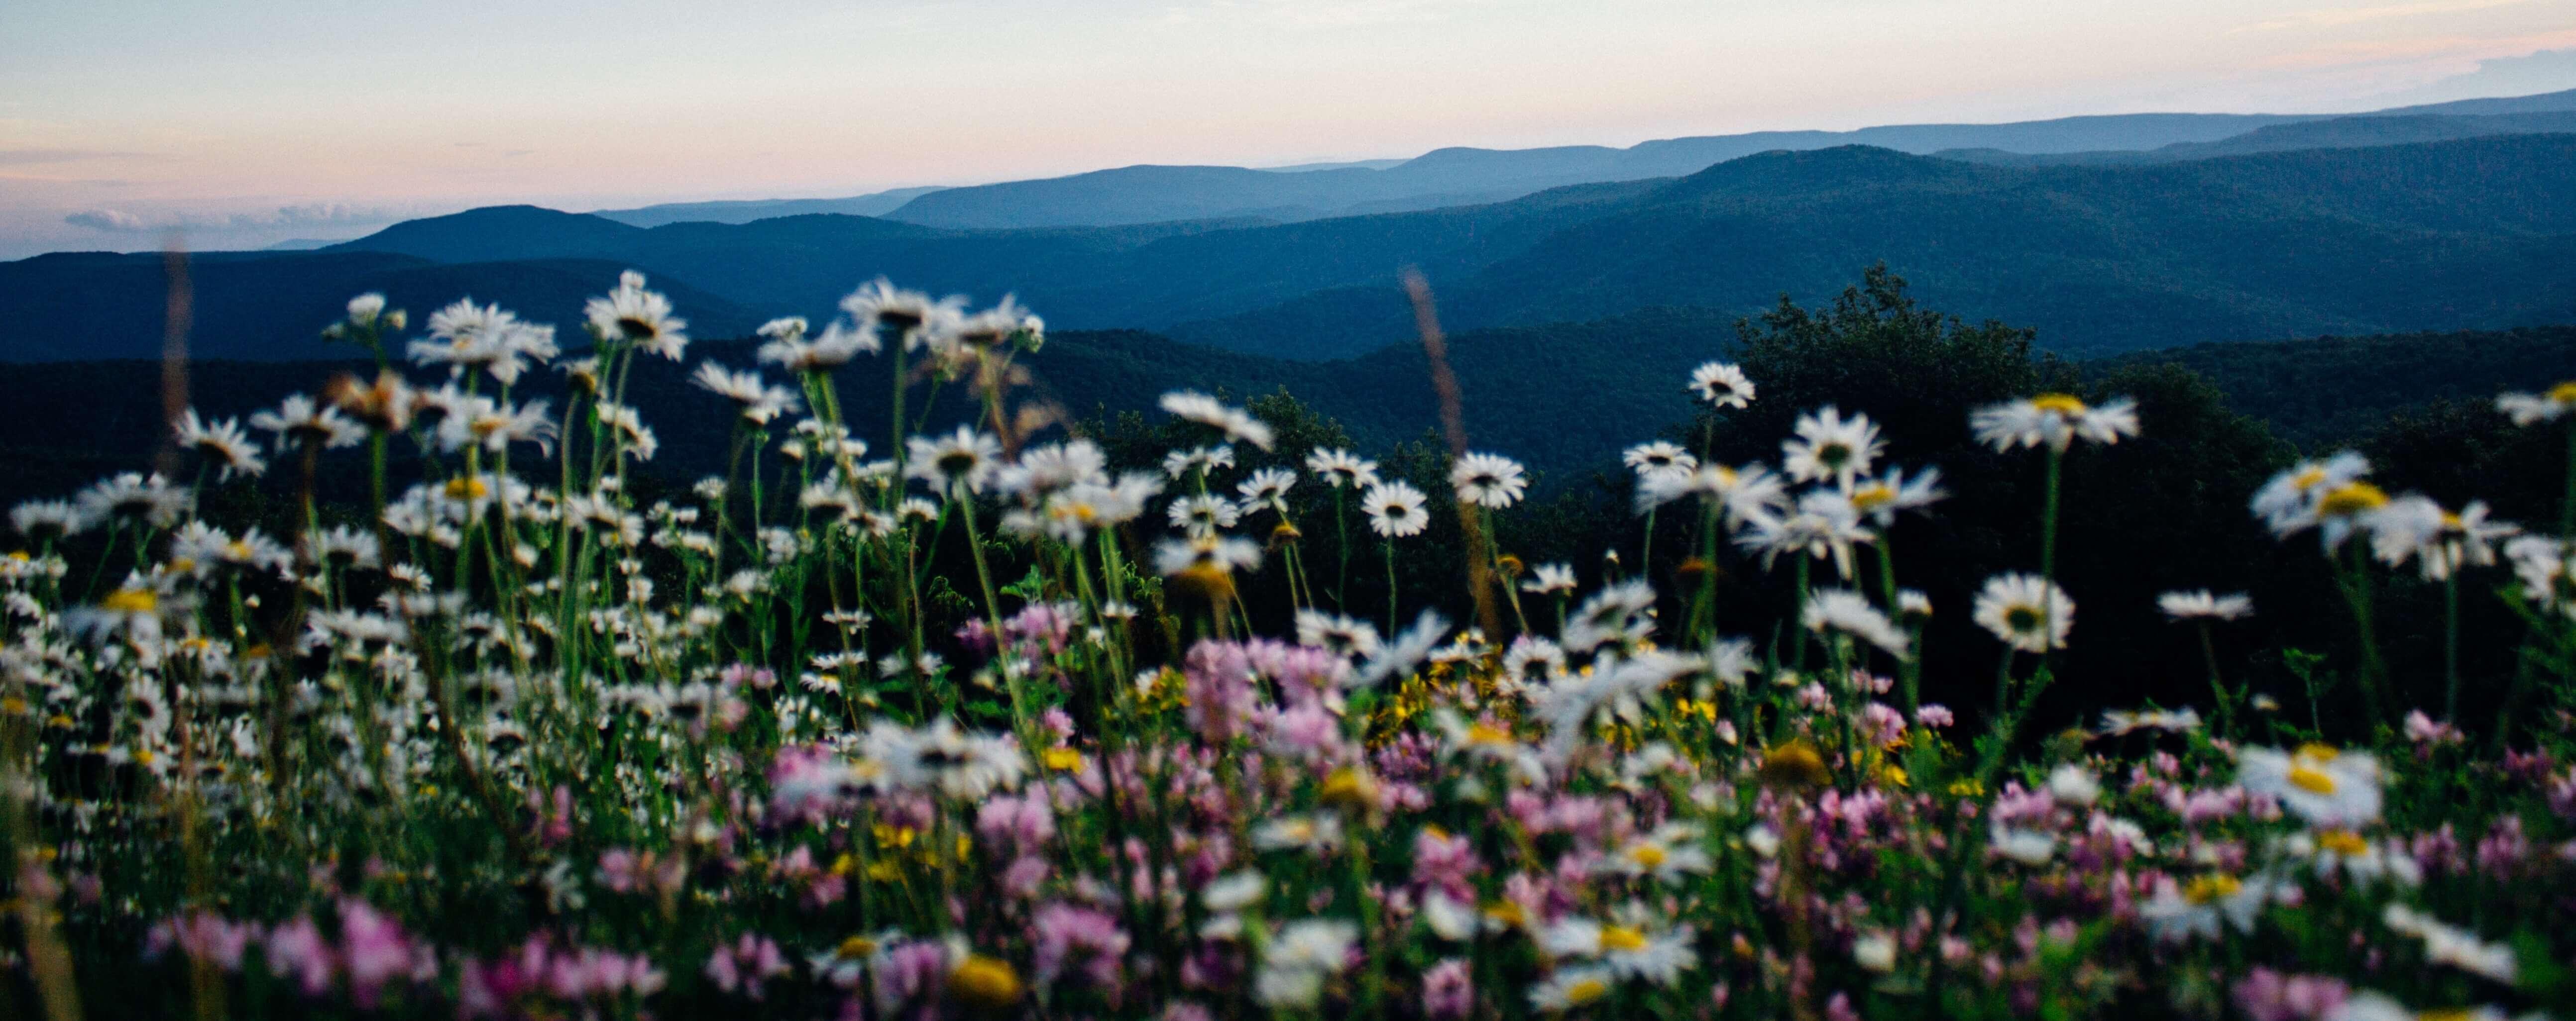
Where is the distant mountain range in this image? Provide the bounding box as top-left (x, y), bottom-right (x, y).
top-left (9, 89), bottom-right (2576, 365)
top-left (583, 88), bottom-right (2576, 231)
top-left (1940, 109), bottom-right (2576, 167)
top-left (590, 187), bottom-right (949, 228)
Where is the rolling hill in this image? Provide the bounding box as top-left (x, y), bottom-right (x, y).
top-left (1939, 109), bottom-right (2576, 167)
top-left (11, 133), bottom-right (2576, 363)
top-left (590, 187), bottom-right (949, 227)
top-left (862, 88), bottom-right (2576, 229)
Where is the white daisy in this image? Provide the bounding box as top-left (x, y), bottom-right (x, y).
top-left (840, 278), bottom-right (963, 352)
top-left (1235, 467), bottom-right (1298, 509)
top-left (1160, 391), bottom-right (1275, 450)
top-left (1162, 445), bottom-right (1235, 480)
top-left (1305, 447), bottom-right (1379, 489)
top-left (2380, 905), bottom-right (2517, 984)
top-left (903, 427), bottom-right (1003, 497)
top-left (1449, 452), bottom-right (1529, 510)
top-left (585, 270), bottom-right (688, 359)
top-left (1527, 967), bottom-right (1616, 1012)
top-left (1972, 573), bottom-right (2073, 653)
top-left (1166, 494), bottom-right (1241, 537)
top-left (1621, 441), bottom-right (1697, 479)
top-left (2158, 590), bottom-right (2252, 621)
top-left (1361, 482), bottom-right (1431, 538)
top-left (1800, 588), bottom-right (1909, 658)
top-left (1781, 406), bottom-right (1882, 485)
top-left (1736, 489), bottom-right (1874, 579)
top-left (1970, 394), bottom-right (2139, 453)
top-left (1295, 611), bottom-right (1382, 657)
top-left (2238, 744), bottom-right (2382, 826)
top-left (1635, 463), bottom-right (1789, 524)
top-left (173, 410), bottom-right (267, 480)
top-left (690, 362), bottom-right (801, 425)
top-left (1841, 465), bottom-right (1944, 525)
top-left (2495, 381), bottom-right (2576, 426)
top-left (2138, 872), bottom-right (2272, 942)
top-left (249, 394), bottom-right (365, 451)
top-left (1687, 362), bottom-right (1755, 409)
top-left (1520, 563), bottom-right (1578, 595)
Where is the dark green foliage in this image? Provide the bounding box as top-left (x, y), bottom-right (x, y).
top-left (2104, 325), bottom-right (2576, 446)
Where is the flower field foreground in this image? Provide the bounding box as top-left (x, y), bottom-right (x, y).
top-left (3, 272), bottom-right (2575, 1021)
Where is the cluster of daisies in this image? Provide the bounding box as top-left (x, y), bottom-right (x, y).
top-left (0, 270), bottom-right (2570, 1021)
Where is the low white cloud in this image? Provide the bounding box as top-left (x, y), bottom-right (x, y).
top-left (0, 148), bottom-right (169, 167)
top-left (63, 202), bottom-right (404, 234)
top-left (63, 208), bottom-right (150, 231)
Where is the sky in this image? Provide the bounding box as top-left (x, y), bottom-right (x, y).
top-left (4, 0), bottom-right (2576, 259)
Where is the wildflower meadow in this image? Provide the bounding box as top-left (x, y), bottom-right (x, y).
top-left (5, 270), bottom-right (2576, 1021)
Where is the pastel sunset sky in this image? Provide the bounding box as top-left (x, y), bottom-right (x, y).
top-left (5, 0), bottom-right (2574, 257)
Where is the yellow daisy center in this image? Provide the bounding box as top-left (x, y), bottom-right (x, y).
top-left (1627, 844), bottom-right (1669, 869)
top-left (1465, 723), bottom-right (1514, 746)
top-left (946, 955), bottom-right (1021, 1008)
top-left (2183, 874), bottom-right (2242, 904)
top-left (1848, 483), bottom-right (1895, 511)
top-left (1599, 925), bottom-right (1649, 953)
top-left (837, 935), bottom-right (878, 960)
top-left (100, 588), bottom-right (158, 614)
top-left (1318, 767), bottom-right (1373, 809)
top-left (2287, 763), bottom-right (2339, 794)
top-left (2316, 482), bottom-right (2389, 517)
top-left (2549, 381), bottom-right (2576, 404)
top-left (2316, 830), bottom-right (2370, 856)
top-left (2030, 393), bottom-right (2089, 415)
top-left (1565, 977), bottom-right (1610, 1006)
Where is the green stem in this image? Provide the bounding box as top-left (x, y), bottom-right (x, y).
top-left (1384, 537), bottom-right (1399, 635)
top-left (2197, 621), bottom-right (2232, 740)
top-left (2442, 571), bottom-right (2461, 723)
top-left (1334, 487), bottom-right (1351, 612)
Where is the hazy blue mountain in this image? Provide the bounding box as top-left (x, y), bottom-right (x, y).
top-left (1256, 159), bottom-right (1408, 172)
top-left (2378, 88), bottom-right (2576, 115)
top-left (1938, 110), bottom-right (2576, 166)
top-left (313, 180), bottom-right (1648, 338)
top-left (19, 134), bottom-right (2576, 364)
top-left (330, 205), bottom-right (648, 262)
top-left (591, 186), bottom-right (949, 227)
top-left (874, 113), bottom-right (2343, 229)
top-left (261, 238), bottom-right (340, 251)
top-left (1166, 136), bottom-right (2576, 358)
top-left (778, 88), bottom-right (2566, 231)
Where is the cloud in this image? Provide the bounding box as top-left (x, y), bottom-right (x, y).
top-left (0, 148), bottom-right (169, 166)
top-left (2233, 0), bottom-right (2530, 33)
top-left (2256, 27), bottom-right (2576, 70)
top-left (64, 203), bottom-right (405, 234)
top-left (64, 208), bottom-right (150, 231)
top-left (2350, 45), bottom-right (2576, 102)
